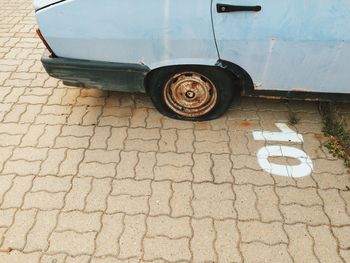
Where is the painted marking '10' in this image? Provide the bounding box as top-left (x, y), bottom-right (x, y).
top-left (253, 123), bottom-right (313, 178)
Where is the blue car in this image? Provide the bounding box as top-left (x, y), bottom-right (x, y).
top-left (34, 0), bottom-right (350, 120)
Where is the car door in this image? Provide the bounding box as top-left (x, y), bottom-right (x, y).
top-left (212, 0), bottom-right (350, 93)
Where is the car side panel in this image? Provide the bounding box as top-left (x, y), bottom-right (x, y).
top-left (35, 0), bottom-right (218, 69)
top-left (212, 0), bottom-right (350, 94)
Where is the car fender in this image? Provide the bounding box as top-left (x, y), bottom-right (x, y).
top-left (148, 58), bottom-right (219, 71)
top-left (35, 0), bottom-right (218, 67)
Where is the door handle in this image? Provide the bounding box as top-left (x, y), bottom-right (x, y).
top-left (217, 3), bottom-right (261, 13)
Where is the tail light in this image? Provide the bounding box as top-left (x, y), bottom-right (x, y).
top-left (36, 28), bottom-right (56, 56)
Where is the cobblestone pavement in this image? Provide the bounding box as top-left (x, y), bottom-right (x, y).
top-left (1, 1), bottom-right (350, 262)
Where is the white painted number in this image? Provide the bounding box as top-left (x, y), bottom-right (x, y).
top-left (253, 123), bottom-right (304, 143)
top-left (253, 123), bottom-right (314, 178)
top-left (257, 146), bottom-right (313, 178)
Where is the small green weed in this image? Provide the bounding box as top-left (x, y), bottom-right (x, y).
top-left (319, 102), bottom-right (350, 170)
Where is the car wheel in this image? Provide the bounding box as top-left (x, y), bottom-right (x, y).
top-left (148, 66), bottom-right (236, 121)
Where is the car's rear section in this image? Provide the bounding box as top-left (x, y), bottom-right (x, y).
top-left (33, 0), bottom-right (153, 92)
top-left (33, 0), bottom-right (219, 94)
top-left (34, 0), bottom-right (218, 65)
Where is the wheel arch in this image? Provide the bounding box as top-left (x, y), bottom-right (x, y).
top-left (215, 60), bottom-right (255, 95)
top-left (144, 60), bottom-right (254, 95)
top-left (144, 64), bottom-right (217, 94)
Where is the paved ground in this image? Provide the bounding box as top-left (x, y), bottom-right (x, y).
top-left (1, 1), bottom-right (350, 262)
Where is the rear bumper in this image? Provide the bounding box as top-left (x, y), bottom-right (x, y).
top-left (41, 51), bottom-right (150, 93)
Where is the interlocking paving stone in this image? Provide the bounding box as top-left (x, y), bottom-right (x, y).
top-left (0, 1), bottom-right (349, 261)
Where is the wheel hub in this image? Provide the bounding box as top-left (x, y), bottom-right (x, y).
top-left (185, 90), bottom-right (195, 99)
top-left (163, 72), bottom-right (218, 118)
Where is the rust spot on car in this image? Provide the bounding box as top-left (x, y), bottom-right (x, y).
top-left (304, 98), bottom-right (321, 102)
top-left (257, 95), bottom-right (284, 100)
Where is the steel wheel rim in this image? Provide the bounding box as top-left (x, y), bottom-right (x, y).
top-left (163, 72), bottom-right (218, 118)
